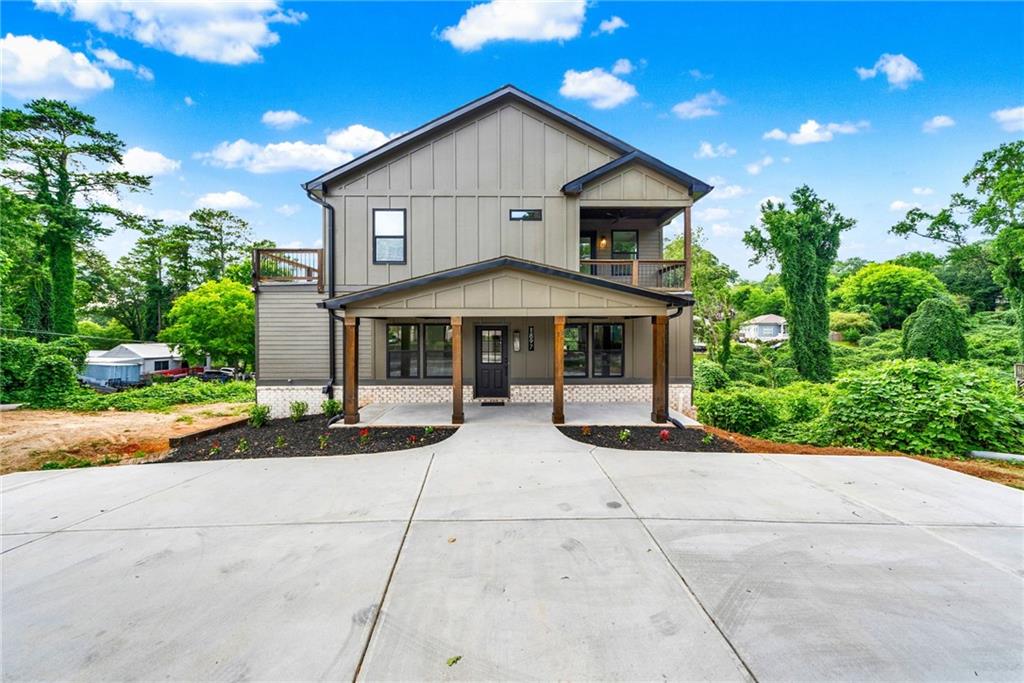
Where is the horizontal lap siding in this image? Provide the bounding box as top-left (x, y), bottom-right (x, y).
top-left (257, 288), bottom-right (329, 381)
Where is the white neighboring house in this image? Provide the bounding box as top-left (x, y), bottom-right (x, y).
top-left (83, 343), bottom-right (184, 384)
top-left (739, 314), bottom-right (789, 343)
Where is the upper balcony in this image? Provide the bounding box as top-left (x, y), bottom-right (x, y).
top-left (254, 248), bottom-right (323, 291)
top-left (581, 259), bottom-right (687, 291)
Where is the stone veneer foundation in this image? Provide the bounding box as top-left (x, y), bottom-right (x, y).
top-left (257, 383), bottom-right (692, 419)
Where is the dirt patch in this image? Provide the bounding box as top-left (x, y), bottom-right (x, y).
top-left (160, 418), bottom-right (456, 462)
top-left (0, 402), bottom-right (251, 473)
top-left (558, 425), bottom-right (744, 452)
top-left (704, 426), bottom-right (1024, 490)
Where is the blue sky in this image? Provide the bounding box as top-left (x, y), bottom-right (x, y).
top-left (3, 1), bottom-right (1022, 279)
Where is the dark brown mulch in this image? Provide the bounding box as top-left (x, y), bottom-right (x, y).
top-left (558, 426), bottom-right (746, 452)
top-left (159, 417), bottom-right (457, 463)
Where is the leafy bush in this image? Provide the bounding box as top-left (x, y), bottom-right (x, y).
top-left (66, 378), bottom-right (254, 412)
top-left (824, 360), bottom-right (1024, 456)
top-left (829, 311), bottom-right (879, 343)
top-left (28, 354), bottom-right (78, 408)
top-left (321, 398), bottom-right (341, 418)
top-left (44, 337), bottom-right (89, 371)
top-left (695, 389), bottom-right (779, 434)
top-left (834, 263), bottom-right (948, 329)
top-left (693, 359), bottom-right (730, 392)
top-left (248, 403), bottom-right (270, 427)
top-left (901, 297), bottom-right (968, 362)
top-left (0, 337), bottom-right (41, 395)
top-left (289, 400), bottom-right (308, 422)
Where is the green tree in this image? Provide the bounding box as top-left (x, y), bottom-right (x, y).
top-left (828, 257), bottom-right (870, 290)
top-left (744, 186), bottom-right (855, 381)
top-left (828, 311), bottom-right (879, 343)
top-left (189, 209), bottom-right (252, 282)
top-left (732, 282), bottom-right (787, 319)
top-left (834, 263), bottom-right (948, 329)
top-left (77, 319), bottom-right (135, 350)
top-left (0, 188), bottom-right (47, 332)
top-left (888, 251), bottom-right (942, 271)
top-left (0, 99), bottom-right (150, 334)
top-left (158, 280), bottom-right (255, 368)
top-left (901, 298), bottom-right (968, 362)
top-left (934, 241), bottom-right (1001, 313)
top-left (991, 226), bottom-right (1024, 360)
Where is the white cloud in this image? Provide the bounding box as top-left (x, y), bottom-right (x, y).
top-left (275, 204), bottom-right (301, 216)
top-left (559, 67), bottom-right (637, 109)
top-left (196, 123), bottom-right (397, 174)
top-left (36, 0), bottom-right (306, 65)
top-left (87, 42), bottom-right (153, 80)
top-left (855, 53), bottom-right (923, 89)
top-left (922, 114), bottom-right (955, 133)
top-left (116, 147), bottom-right (180, 176)
top-left (262, 109), bottom-right (310, 129)
top-left (688, 68), bottom-right (712, 80)
top-left (671, 90), bottom-right (727, 119)
top-left (694, 141), bottom-right (736, 159)
top-left (745, 156), bottom-right (774, 175)
top-left (991, 106), bottom-right (1024, 132)
top-left (912, 187), bottom-right (934, 196)
top-left (594, 15), bottom-right (627, 35)
top-left (0, 33), bottom-right (113, 100)
top-left (195, 190), bottom-right (257, 210)
top-left (439, 0), bottom-right (585, 52)
top-left (889, 200), bottom-right (919, 212)
top-left (325, 124), bottom-right (400, 153)
top-left (611, 58), bottom-right (633, 75)
top-left (712, 184), bottom-right (749, 200)
top-left (183, 95), bottom-right (195, 106)
top-left (763, 119), bottom-right (869, 145)
top-left (696, 207), bottom-right (731, 221)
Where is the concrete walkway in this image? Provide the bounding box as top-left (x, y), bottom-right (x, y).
top-left (352, 400), bottom-right (700, 426)
top-left (3, 422), bottom-right (1022, 681)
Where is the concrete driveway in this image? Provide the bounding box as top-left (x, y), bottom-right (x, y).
top-left (3, 422), bottom-right (1022, 681)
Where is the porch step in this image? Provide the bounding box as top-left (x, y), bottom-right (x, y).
top-left (480, 400), bottom-right (506, 407)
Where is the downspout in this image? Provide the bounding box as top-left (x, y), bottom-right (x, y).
top-left (305, 185), bottom-right (337, 399)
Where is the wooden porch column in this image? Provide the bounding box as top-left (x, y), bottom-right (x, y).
top-left (651, 315), bottom-right (668, 423)
top-left (683, 206), bottom-right (693, 291)
top-left (552, 315), bottom-right (565, 424)
top-left (451, 316), bottom-right (464, 424)
top-left (343, 316), bottom-right (360, 424)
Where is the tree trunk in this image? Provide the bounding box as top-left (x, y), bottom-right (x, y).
top-left (48, 236), bottom-right (75, 334)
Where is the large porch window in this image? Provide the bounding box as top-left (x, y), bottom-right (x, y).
top-left (387, 324), bottom-right (419, 378)
top-left (424, 324), bottom-right (453, 378)
top-left (564, 323), bottom-right (588, 377)
top-left (593, 323), bottom-right (625, 378)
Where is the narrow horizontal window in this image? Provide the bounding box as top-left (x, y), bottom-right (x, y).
top-left (509, 209), bottom-right (542, 221)
top-left (374, 209), bottom-right (406, 264)
top-left (424, 324), bottom-right (453, 378)
top-left (386, 324), bottom-right (419, 378)
top-left (593, 323), bottom-right (625, 378)
top-left (563, 323), bottom-right (588, 378)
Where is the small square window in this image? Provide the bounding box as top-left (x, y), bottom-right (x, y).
top-left (509, 209), bottom-right (542, 221)
top-left (374, 209), bottom-right (406, 264)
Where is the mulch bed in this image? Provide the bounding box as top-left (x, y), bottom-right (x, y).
top-left (558, 426), bottom-right (745, 452)
top-left (160, 417), bottom-right (457, 463)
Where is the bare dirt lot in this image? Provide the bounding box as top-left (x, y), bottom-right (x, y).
top-left (0, 403), bottom-right (250, 474)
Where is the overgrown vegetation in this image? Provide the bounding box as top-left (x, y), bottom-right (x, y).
top-left (63, 378), bottom-right (254, 412)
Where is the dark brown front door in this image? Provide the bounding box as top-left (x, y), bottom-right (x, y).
top-left (475, 326), bottom-right (509, 398)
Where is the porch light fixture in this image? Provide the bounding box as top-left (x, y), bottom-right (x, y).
top-left (513, 329), bottom-right (521, 352)
top-left (599, 236), bottom-right (608, 248)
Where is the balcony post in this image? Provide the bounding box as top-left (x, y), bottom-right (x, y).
top-left (683, 206), bottom-right (693, 291)
top-left (552, 315), bottom-right (565, 424)
top-left (343, 316), bottom-right (360, 425)
top-left (651, 315), bottom-right (668, 423)
top-left (451, 316), bottom-right (464, 424)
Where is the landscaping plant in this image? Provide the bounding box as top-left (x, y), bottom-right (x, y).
top-left (248, 404), bottom-right (270, 428)
top-left (659, 429), bottom-right (671, 442)
top-left (321, 398), bottom-right (341, 419)
top-left (693, 359), bottom-right (730, 393)
top-left (289, 401), bottom-right (308, 422)
top-left (358, 427), bottom-right (371, 447)
top-left (318, 434), bottom-right (329, 450)
top-left (618, 428), bottom-right (631, 442)
top-left (235, 438), bottom-right (249, 453)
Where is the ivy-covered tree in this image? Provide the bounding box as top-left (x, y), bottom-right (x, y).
top-left (744, 186), bottom-right (854, 381)
top-left (901, 297), bottom-right (968, 362)
top-left (0, 188), bottom-right (46, 332)
top-left (0, 99), bottom-right (150, 334)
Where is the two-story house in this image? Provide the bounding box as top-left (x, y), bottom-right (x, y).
top-left (253, 85), bottom-right (711, 424)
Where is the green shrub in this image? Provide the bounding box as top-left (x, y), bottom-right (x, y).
top-left (321, 398), bottom-right (341, 418)
top-left (0, 337), bottom-right (43, 394)
top-left (248, 403), bottom-right (270, 427)
top-left (829, 311), bottom-right (879, 344)
top-left (824, 359), bottom-right (1024, 456)
top-left (693, 359), bottom-right (730, 392)
top-left (695, 389), bottom-right (779, 434)
top-left (289, 400), bottom-right (308, 422)
top-left (901, 298), bottom-right (968, 362)
top-left (44, 337), bottom-right (89, 371)
top-left (834, 263), bottom-right (948, 329)
top-left (769, 381), bottom-right (833, 423)
top-left (66, 378), bottom-right (254, 412)
top-left (28, 354), bottom-right (78, 408)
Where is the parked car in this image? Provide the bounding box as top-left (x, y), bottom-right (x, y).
top-left (199, 370), bottom-right (231, 383)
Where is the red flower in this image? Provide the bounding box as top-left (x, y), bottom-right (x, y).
top-left (659, 429), bottom-right (671, 442)
top-left (358, 428), bottom-right (370, 438)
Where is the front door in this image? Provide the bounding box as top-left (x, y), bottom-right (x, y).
top-left (475, 326), bottom-right (509, 398)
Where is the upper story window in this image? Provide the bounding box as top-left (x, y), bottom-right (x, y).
top-left (373, 209), bottom-right (406, 264)
top-left (509, 209), bottom-right (542, 221)
top-left (611, 230), bottom-right (639, 260)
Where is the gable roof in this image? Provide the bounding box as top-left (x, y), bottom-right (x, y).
top-left (102, 343), bottom-right (181, 360)
top-left (303, 85), bottom-right (709, 198)
top-left (318, 256), bottom-right (693, 310)
top-left (562, 150), bottom-right (713, 198)
top-left (742, 314), bottom-right (786, 325)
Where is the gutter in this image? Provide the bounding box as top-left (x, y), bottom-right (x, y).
top-left (305, 186), bottom-right (337, 398)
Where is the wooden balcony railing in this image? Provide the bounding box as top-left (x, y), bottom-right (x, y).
top-left (254, 248), bottom-right (323, 291)
top-left (581, 259), bottom-right (687, 290)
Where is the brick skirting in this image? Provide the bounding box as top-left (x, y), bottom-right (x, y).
top-left (257, 383), bottom-right (692, 418)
